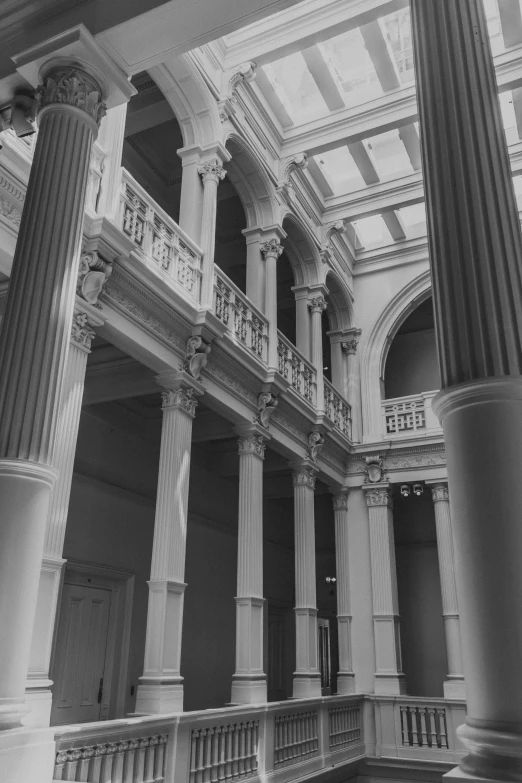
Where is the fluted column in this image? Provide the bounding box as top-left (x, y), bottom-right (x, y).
top-left (261, 238), bottom-right (284, 372)
top-left (363, 485), bottom-right (405, 695)
top-left (136, 379), bottom-right (200, 714)
top-left (25, 303), bottom-right (103, 727)
top-left (332, 491), bottom-right (355, 694)
top-left (0, 61), bottom-right (108, 731)
top-left (343, 329), bottom-right (362, 442)
top-left (292, 464), bottom-right (321, 698)
top-left (427, 482), bottom-right (465, 700)
top-left (308, 293), bottom-right (327, 413)
top-left (411, 0), bottom-right (522, 778)
top-left (230, 429), bottom-right (267, 704)
top-left (198, 158), bottom-right (226, 309)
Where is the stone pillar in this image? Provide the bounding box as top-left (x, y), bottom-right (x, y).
top-left (363, 485), bottom-right (405, 695)
top-left (178, 146), bottom-right (205, 244)
top-left (427, 482), bottom-right (465, 700)
top-left (411, 0), bottom-right (522, 778)
top-left (198, 158), bottom-right (226, 309)
top-left (261, 238), bottom-right (283, 372)
top-left (0, 60), bottom-right (108, 733)
top-left (230, 429), bottom-right (268, 705)
top-left (243, 229), bottom-right (265, 311)
top-left (25, 302), bottom-right (103, 728)
top-left (308, 293), bottom-right (327, 413)
top-left (95, 104), bottom-right (128, 220)
top-left (292, 464), bottom-right (321, 698)
top-left (136, 376), bottom-right (201, 714)
top-left (343, 329), bottom-right (362, 442)
top-left (292, 285), bottom-right (312, 360)
top-left (332, 491), bottom-right (355, 695)
top-left (328, 331), bottom-right (346, 396)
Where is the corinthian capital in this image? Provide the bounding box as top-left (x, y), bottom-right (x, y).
top-left (198, 158), bottom-right (226, 185)
top-left (238, 434), bottom-right (266, 459)
top-left (260, 238), bottom-right (283, 260)
top-left (332, 491), bottom-right (349, 512)
top-left (364, 487), bottom-right (393, 508)
top-left (308, 295), bottom-right (327, 314)
top-left (161, 387), bottom-right (198, 416)
top-left (431, 483), bottom-right (449, 503)
top-left (71, 310), bottom-right (96, 350)
top-left (292, 466), bottom-right (317, 490)
top-left (36, 66), bottom-right (106, 127)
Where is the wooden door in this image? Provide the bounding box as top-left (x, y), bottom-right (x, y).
top-left (51, 583), bottom-right (111, 725)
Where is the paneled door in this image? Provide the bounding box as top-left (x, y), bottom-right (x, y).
top-left (51, 582), bottom-right (111, 725)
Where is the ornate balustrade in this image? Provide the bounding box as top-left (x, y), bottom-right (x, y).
top-left (213, 267), bottom-right (269, 364)
top-left (324, 379), bottom-right (352, 439)
top-left (382, 390), bottom-right (440, 437)
top-left (119, 169), bottom-right (203, 305)
top-left (273, 709), bottom-right (319, 768)
top-left (277, 331), bottom-right (317, 406)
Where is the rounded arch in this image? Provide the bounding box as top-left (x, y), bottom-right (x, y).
top-left (281, 213), bottom-right (322, 288)
top-left (384, 297), bottom-right (438, 399)
top-left (225, 134), bottom-right (278, 227)
top-left (324, 269), bottom-right (354, 332)
top-left (360, 270), bottom-right (432, 439)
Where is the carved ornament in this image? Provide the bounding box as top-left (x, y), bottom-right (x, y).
top-left (342, 338), bottom-right (359, 355)
top-left (36, 67), bottom-right (106, 127)
top-left (0, 195), bottom-right (22, 228)
top-left (431, 484), bottom-right (449, 503)
top-left (308, 295), bottom-right (327, 314)
top-left (238, 434), bottom-right (266, 459)
top-left (306, 430), bottom-right (324, 463)
top-left (292, 467), bottom-right (317, 490)
top-left (77, 251), bottom-right (112, 307)
top-left (183, 335), bottom-right (211, 380)
top-left (227, 62), bottom-right (257, 100)
top-left (198, 158), bottom-right (226, 185)
top-left (332, 492), bottom-right (349, 512)
top-left (260, 238), bottom-right (283, 260)
top-left (161, 387), bottom-right (198, 416)
top-left (364, 455), bottom-right (386, 484)
top-left (365, 487), bottom-right (392, 508)
top-left (71, 310), bottom-right (95, 349)
top-left (255, 391), bottom-right (278, 428)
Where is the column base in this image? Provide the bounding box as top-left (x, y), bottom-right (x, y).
top-left (444, 677), bottom-right (466, 700)
top-left (0, 727), bottom-right (55, 783)
top-left (230, 675), bottom-right (267, 705)
top-left (446, 722), bottom-right (522, 783)
top-left (336, 672), bottom-right (356, 695)
top-left (293, 673), bottom-right (322, 699)
top-left (135, 678), bottom-right (183, 714)
top-left (374, 673), bottom-right (406, 695)
top-left (23, 680), bottom-right (53, 728)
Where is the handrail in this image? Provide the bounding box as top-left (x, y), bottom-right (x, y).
top-left (382, 390), bottom-right (440, 436)
top-left (324, 378), bottom-right (352, 439)
top-left (213, 267), bottom-right (269, 364)
top-left (277, 331), bottom-right (317, 406)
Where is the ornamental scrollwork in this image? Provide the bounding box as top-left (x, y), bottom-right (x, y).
top-left (71, 311), bottom-right (95, 350)
top-left (292, 466), bottom-right (317, 490)
top-left (364, 455), bottom-right (386, 483)
top-left (308, 295), bottom-right (327, 314)
top-left (238, 434), bottom-right (266, 459)
top-left (255, 391), bottom-right (278, 428)
top-left (161, 387), bottom-right (198, 416)
top-left (36, 68), bottom-right (106, 127)
top-left (260, 238), bottom-right (283, 260)
top-left (183, 335), bottom-right (211, 380)
top-left (306, 430), bottom-right (324, 463)
top-left (197, 158), bottom-right (226, 185)
top-left (77, 250), bottom-right (112, 307)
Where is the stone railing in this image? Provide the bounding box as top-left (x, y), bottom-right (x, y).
top-left (53, 696), bottom-right (364, 783)
top-left (213, 267), bottom-right (269, 364)
top-left (382, 390), bottom-right (440, 437)
top-left (277, 331), bottom-right (317, 407)
top-left (119, 169), bottom-right (203, 305)
top-left (324, 378), bottom-right (352, 439)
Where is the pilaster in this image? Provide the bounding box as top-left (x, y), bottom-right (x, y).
top-left (332, 491), bottom-right (355, 695)
top-left (342, 328), bottom-right (362, 443)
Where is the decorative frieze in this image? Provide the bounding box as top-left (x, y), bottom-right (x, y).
top-left (36, 67), bottom-right (106, 127)
top-left (0, 195), bottom-right (22, 228)
top-left (197, 159), bottom-right (226, 185)
top-left (161, 387), bottom-right (198, 416)
top-left (238, 434), bottom-right (266, 459)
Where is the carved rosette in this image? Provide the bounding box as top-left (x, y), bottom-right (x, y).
top-left (308, 295), bottom-right (327, 314)
top-left (161, 387), bottom-right (198, 416)
top-left (332, 491), bottom-right (349, 512)
top-left (292, 467), bottom-right (317, 490)
top-left (71, 311), bottom-right (96, 350)
top-left (364, 487), bottom-right (393, 508)
top-left (260, 238), bottom-right (283, 261)
top-left (36, 67), bottom-right (107, 127)
top-left (431, 483), bottom-right (449, 503)
top-left (198, 159), bottom-right (226, 185)
top-left (238, 434), bottom-right (266, 459)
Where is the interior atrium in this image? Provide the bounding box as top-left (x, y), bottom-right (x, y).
top-left (0, 0), bottom-right (521, 782)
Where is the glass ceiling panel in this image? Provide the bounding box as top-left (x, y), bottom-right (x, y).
top-left (499, 91), bottom-right (520, 145)
top-left (263, 53), bottom-right (329, 124)
top-left (513, 175), bottom-right (522, 209)
top-left (399, 203), bottom-right (426, 228)
top-left (364, 129), bottom-right (414, 179)
top-left (352, 215), bottom-right (393, 247)
top-left (313, 147), bottom-right (366, 194)
top-left (379, 7), bottom-right (415, 85)
top-left (317, 28), bottom-right (382, 108)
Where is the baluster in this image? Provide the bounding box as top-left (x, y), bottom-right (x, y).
top-left (54, 750), bottom-right (67, 780)
top-left (410, 708), bottom-right (420, 747)
top-left (65, 748), bottom-right (82, 780)
top-left (245, 722), bottom-right (253, 774)
top-left (190, 730), bottom-right (199, 783)
top-left (224, 725), bottom-right (233, 780)
top-left (204, 728), bottom-right (214, 783)
top-left (78, 746), bottom-right (95, 782)
top-left (112, 741), bottom-right (128, 782)
top-left (100, 743), bottom-right (117, 783)
top-left (145, 737), bottom-right (158, 783)
top-left (290, 715), bottom-right (296, 759)
top-left (282, 716), bottom-right (288, 763)
top-left (232, 725), bottom-right (240, 778)
top-left (400, 707), bottom-right (409, 746)
top-left (307, 712), bottom-right (313, 754)
top-left (419, 708), bottom-right (428, 747)
top-left (253, 722), bottom-right (259, 772)
top-left (437, 708), bottom-right (448, 749)
top-left (196, 729), bottom-right (206, 783)
top-left (217, 727), bottom-right (226, 782)
top-left (136, 738), bottom-right (149, 782)
top-left (210, 727), bottom-right (220, 783)
top-left (426, 708), bottom-right (437, 749)
top-left (90, 744), bottom-right (107, 782)
top-left (157, 736), bottom-right (168, 782)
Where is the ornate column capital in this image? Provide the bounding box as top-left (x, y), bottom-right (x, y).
top-left (36, 64), bottom-right (107, 128)
top-left (308, 295), bottom-right (327, 314)
top-left (260, 238), bottom-right (283, 261)
top-left (237, 434), bottom-right (266, 459)
top-left (161, 387), bottom-right (198, 417)
top-left (430, 483), bottom-right (449, 503)
top-left (332, 491), bottom-right (349, 512)
top-left (292, 466), bottom-right (317, 490)
top-left (363, 485), bottom-right (393, 508)
top-left (197, 158), bottom-right (226, 185)
top-left (341, 328), bottom-right (362, 355)
top-left (71, 310), bottom-right (96, 350)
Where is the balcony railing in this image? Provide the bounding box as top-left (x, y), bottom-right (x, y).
top-left (213, 267), bottom-right (269, 364)
top-left (53, 696), bottom-right (364, 783)
top-left (277, 331), bottom-right (317, 406)
top-left (382, 390), bottom-right (440, 437)
top-left (324, 378), bottom-right (352, 439)
top-left (119, 169), bottom-right (203, 305)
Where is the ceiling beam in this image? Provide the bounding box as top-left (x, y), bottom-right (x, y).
top-left (347, 141), bottom-right (380, 185)
top-left (307, 157), bottom-right (334, 197)
top-left (84, 360), bottom-right (157, 406)
top-left (359, 20), bottom-right (401, 91)
top-left (398, 123), bottom-right (422, 170)
top-left (256, 68), bottom-right (294, 129)
top-left (381, 209), bottom-right (406, 240)
top-left (499, 0), bottom-right (522, 50)
top-left (301, 45), bottom-right (345, 112)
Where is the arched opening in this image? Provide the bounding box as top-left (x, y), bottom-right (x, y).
top-left (123, 72), bottom-right (184, 224)
top-left (215, 177), bottom-right (248, 292)
top-left (321, 309), bottom-right (332, 382)
top-left (384, 297), bottom-right (439, 399)
top-left (279, 216), bottom-right (318, 351)
top-left (277, 251), bottom-right (297, 344)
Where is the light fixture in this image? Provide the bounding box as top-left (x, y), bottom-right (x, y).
top-left (325, 576), bottom-right (336, 584)
top-left (413, 483), bottom-right (423, 496)
top-left (400, 484), bottom-right (410, 497)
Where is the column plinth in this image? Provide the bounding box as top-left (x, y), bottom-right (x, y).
top-left (198, 158), bottom-right (226, 309)
top-left (230, 429), bottom-right (268, 705)
top-left (136, 378), bottom-right (200, 715)
top-left (363, 484), bottom-right (405, 695)
top-left (411, 0), bottom-right (522, 778)
top-left (332, 491), bottom-right (355, 695)
top-left (291, 464), bottom-right (321, 698)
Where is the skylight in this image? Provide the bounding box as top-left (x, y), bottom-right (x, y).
top-left (499, 91), bottom-right (520, 145)
top-left (364, 129), bottom-right (415, 180)
top-left (263, 53), bottom-right (329, 124)
top-left (317, 28), bottom-right (382, 108)
top-left (352, 215), bottom-right (393, 247)
top-left (313, 147), bottom-right (366, 194)
top-left (398, 203), bottom-right (426, 228)
top-left (379, 7), bottom-right (414, 85)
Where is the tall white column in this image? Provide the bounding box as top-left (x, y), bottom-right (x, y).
top-left (427, 482), bottom-right (465, 700)
top-left (95, 104), bottom-right (128, 220)
top-left (178, 146), bottom-right (205, 244)
top-left (308, 293), bottom-right (327, 414)
top-left (363, 485), bottom-right (405, 695)
top-left (412, 1), bottom-right (522, 779)
top-left (292, 464), bottom-right (321, 698)
top-left (231, 429), bottom-right (267, 705)
top-left (261, 238), bottom-right (284, 372)
top-left (343, 329), bottom-right (362, 443)
top-left (243, 229), bottom-right (265, 311)
top-left (332, 491), bottom-right (355, 695)
top-left (25, 303), bottom-right (103, 728)
top-left (136, 377), bottom-right (200, 714)
top-left (292, 285), bottom-right (312, 360)
top-left (198, 158), bottom-right (226, 309)
top-left (0, 60), bottom-right (109, 732)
